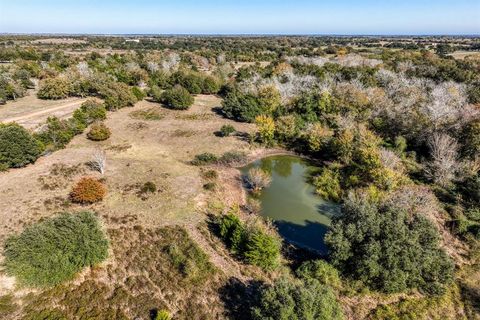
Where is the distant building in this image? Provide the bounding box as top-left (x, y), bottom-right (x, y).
top-left (125, 39), bottom-right (140, 43)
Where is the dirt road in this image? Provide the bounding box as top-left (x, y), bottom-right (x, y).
top-left (0, 94), bottom-right (87, 129)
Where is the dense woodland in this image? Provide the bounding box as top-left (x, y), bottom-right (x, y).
top-left (0, 35), bottom-right (479, 319)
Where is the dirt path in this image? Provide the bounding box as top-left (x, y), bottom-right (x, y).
top-left (185, 224), bottom-right (248, 282)
top-left (2, 100), bottom-right (86, 123)
top-left (0, 95), bottom-right (87, 129)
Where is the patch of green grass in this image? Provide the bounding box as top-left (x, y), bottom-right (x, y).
top-left (201, 169), bottom-right (218, 180)
top-left (21, 226), bottom-right (223, 320)
top-left (165, 231), bottom-right (216, 284)
top-left (129, 108), bottom-right (164, 120)
top-left (191, 152), bottom-right (218, 166)
top-left (217, 151), bottom-right (247, 166)
top-left (175, 113), bottom-right (214, 121)
top-left (0, 295), bottom-right (16, 318)
top-left (4, 211), bottom-right (109, 287)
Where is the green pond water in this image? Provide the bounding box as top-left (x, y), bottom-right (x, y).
top-left (241, 155), bottom-right (341, 254)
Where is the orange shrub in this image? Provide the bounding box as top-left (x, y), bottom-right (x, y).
top-left (70, 177), bottom-right (107, 204)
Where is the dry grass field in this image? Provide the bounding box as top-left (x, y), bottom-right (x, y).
top-left (0, 94), bottom-right (274, 319)
top-left (0, 92), bottom-right (87, 129)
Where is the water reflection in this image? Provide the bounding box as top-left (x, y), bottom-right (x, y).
top-left (241, 155), bottom-right (341, 254)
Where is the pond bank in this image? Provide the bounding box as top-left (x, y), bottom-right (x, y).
top-left (240, 155), bottom-right (341, 254)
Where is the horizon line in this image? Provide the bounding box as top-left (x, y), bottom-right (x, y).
top-left (1, 32), bottom-right (480, 38)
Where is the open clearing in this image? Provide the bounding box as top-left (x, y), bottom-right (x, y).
top-left (0, 92), bottom-right (87, 129)
top-left (0, 94), bottom-right (268, 318)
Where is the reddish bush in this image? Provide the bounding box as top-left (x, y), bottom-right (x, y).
top-left (70, 177), bottom-right (107, 204)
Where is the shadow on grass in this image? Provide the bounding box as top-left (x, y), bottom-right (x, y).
top-left (219, 277), bottom-right (263, 320)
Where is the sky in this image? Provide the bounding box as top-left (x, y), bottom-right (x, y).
top-left (0, 0), bottom-right (479, 35)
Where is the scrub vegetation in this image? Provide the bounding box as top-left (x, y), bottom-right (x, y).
top-left (0, 35), bottom-right (479, 319)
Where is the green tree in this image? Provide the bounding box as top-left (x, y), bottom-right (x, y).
top-left (255, 115), bottom-right (275, 145)
top-left (37, 78), bottom-right (72, 99)
top-left (244, 230), bottom-right (281, 271)
top-left (221, 90), bottom-right (263, 122)
top-left (0, 123), bottom-right (43, 169)
top-left (325, 192), bottom-right (454, 295)
top-left (160, 86), bottom-right (194, 110)
top-left (4, 212), bottom-right (109, 287)
top-left (251, 278), bottom-right (344, 320)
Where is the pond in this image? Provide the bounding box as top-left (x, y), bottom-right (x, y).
top-left (240, 155), bottom-right (341, 254)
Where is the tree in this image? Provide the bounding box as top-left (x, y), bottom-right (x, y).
top-left (461, 119), bottom-right (480, 158)
top-left (296, 260), bottom-right (342, 289)
top-left (257, 85), bottom-right (281, 114)
top-left (325, 191), bottom-right (454, 295)
top-left (255, 115), bottom-right (275, 145)
top-left (37, 78), bottom-right (72, 99)
top-left (221, 90), bottom-right (263, 122)
top-left (425, 133), bottom-right (459, 188)
top-left (251, 278), bottom-right (344, 320)
top-left (99, 82), bottom-right (137, 111)
top-left (244, 230), bottom-right (281, 271)
top-left (0, 123), bottom-right (43, 169)
top-left (160, 86), bottom-right (194, 110)
top-left (73, 100), bottom-right (107, 125)
top-left (304, 122), bottom-right (333, 152)
top-left (89, 149), bottom-right (107, 174)
top-left (4, 212), bottom-right (108, 287)
top-left (313, 167), bottom-right (342, 202)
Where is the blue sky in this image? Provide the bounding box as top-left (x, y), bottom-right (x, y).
top-left (0, 0), bottom-right (479, 35)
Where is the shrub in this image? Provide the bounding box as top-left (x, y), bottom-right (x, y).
top-left (244, 229), bottom-right (281, 271)
top-left (131, 86), bottom-right (146, 101)
top-left (325, 191), bottom-right (454, 295)
top-left (34, 116), bottom-right (77, 150)
top-left (149, 85), bottom-right (163, 101)
top-left (155, 310), bottom-right (172, 320)
top-left (87, 122), bottom-right (111, 141)
top-left (3, 211), bottom-right (108, 287)
top-left (245, 167), bottom-right (272, 192)
top-left (140, 181), bottom-right (157, 194)
top-left (73, 100), bottom-right (107, 125)
top-left (218, 151), bottom-right (247, 166)
top-left (218, 212), bottom-right (247, 255)
top-left (201, 169), bottom-right (218, 180)
top-left (313, 167), bottom-right (342, 202)
top-left (251, 278), bottom-right (344, 320)
top-left (296, 260), bottom-right (342, 289)
top-left (202, 76), bottom-right (220, 94)
top-left (70, 177), bottom-right (107, 204)
top-left (191, 152), bottom-right (218, 166)
top-left (37, 78), bottom-right (72, 99)
top-left (160, 86), bottom-right (194, 110)
top-left (0, 123), bottom-right (42, 168)
top-left (219, 124), bottom-right (235, 137)
top-left (217, 210), bottom-right (281, 270)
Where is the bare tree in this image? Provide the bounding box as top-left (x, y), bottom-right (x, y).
top-left (245, 167), bottom-right (271, 192)
top-left (89, 149), bottom-right (107, 174)
top-left (426, 133), bottom-right (459, 187)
